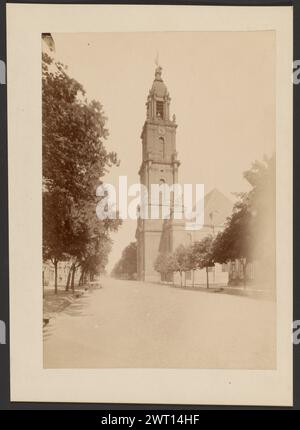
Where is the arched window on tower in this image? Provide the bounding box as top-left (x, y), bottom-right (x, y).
top-left (159, 137), bottom-right (165, 159)
top-left (156, 101), bottom-right (164, 119)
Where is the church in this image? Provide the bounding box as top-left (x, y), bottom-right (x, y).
top-left (136, 65), bottom-right (234, 285)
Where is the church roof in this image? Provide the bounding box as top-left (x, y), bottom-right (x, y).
top-left (150, 66), bottom-right (169, 98)
top-left (188, 188), bottom-right (234, 229)
top-left (203, 188), bottom-right (234, 228)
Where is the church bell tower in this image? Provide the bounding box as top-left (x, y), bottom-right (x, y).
top-left (136, 65), bottom-right (180, 282)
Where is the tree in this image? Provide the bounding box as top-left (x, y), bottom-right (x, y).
top-left (191, 236), bottom-right (214, 288)
top-left (244, 155), bottom-right (275, 268)
top-left (182, 245), bottom-right (197, 287)
top-left (212, 155), bottom-right (275, 287)
top-left (64, 202), bottom-right (120, 292)
top-left (78, 235), bottom-right (112, 285)
top-left (43, 189), bottom-right (71, 294)
top-left (172, 245), bottom-right (191, 287)
top-left (212, 203), bottom-right (252, 287)
top-left (42, 52), bottom-right (121, 293)
top-left (42, 53), bottom-right (118, 203)
top-left (111, 260), bottom-right (123, 279)
top-left (154, 252), bottom-right (177, 283)
top-left (112, 242), bottom-right (137, 280)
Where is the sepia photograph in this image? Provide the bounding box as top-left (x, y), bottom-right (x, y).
top-left (6, 4), bottom-right (293, 406)
top-left (42, 31), bottom-right (276, 370)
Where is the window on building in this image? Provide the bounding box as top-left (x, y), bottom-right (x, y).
top-left (248, 262), bottom-right (254, 280)
top-left (159, 137), bottom-right (165, 159)
top-left (156, 101), bottom-right (164, 119)
top-left (239, 262), bottom-right (244, 278)
top-left (222, 263), bottom-right (228, 272)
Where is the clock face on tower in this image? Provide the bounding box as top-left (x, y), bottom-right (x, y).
top-left (158, 126), bottom-right (165, 136)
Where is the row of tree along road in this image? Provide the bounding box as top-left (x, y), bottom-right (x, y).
top-left (113, 156), bottom-right (275, 290)
top-left (42, 53), bottom-right (121, 294)
top-left (155, 156), bottom-right (276, 289)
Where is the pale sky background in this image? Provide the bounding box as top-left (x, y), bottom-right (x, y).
top-left (52, 31), bottom-right (275, 271)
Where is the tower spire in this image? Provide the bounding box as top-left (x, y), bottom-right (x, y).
top-left (154, 52), bottom-right (163, 81)
top-left (145, 59), bottom-right (171, 121)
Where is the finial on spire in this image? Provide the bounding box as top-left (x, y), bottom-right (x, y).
top-left (154, 53), bottom-right (162, 81)
top-left (155, 65), bottom-right (162, 80)
top-left (154, 52), bottom-right (163, 80)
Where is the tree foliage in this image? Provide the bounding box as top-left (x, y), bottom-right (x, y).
top-left (42, 53), bottom-right (121, 292)
top-left (213, 155), bottom-right (275, 262)
top-left (42, 53), bottom-right (118, 202)
top-left (170, 245), bottom-right (191, 287)
top-left (111, 242), bottom-right (137, 280)
top-left (212, 154), bottom-right (275, 285)
top-left (153, 155), bottom-right (275, 288)
top-left (154, 252), bottom-right (177, 281)
top-left (191, 236), bottom-right (214, 270)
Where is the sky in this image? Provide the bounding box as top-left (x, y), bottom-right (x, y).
top-left (52, 31), bottom-right (275, 271)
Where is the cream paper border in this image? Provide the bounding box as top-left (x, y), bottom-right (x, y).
top-left (7, 4), bottom-right (293, 405)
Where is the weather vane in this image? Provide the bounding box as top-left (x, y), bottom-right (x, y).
top-left (155, 52), bottom-right (160, 67)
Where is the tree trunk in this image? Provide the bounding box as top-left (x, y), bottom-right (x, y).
top-left (65, 267), bottom-right (72, 291)
top-left (184, 272), bottom-right (186, 287)
top-left (54, 259), bottom-right (58, 295)
top-left (206, 266), bottom-right (209, 289)
top-left (71, 264), bottom-right (76, 294)
top-left (78, 269), bottom-right (84, 286)
top-left (180, 271), bottom-right (182, 287)
top-left (242, 262), bottom-right (247, 289)
top-left (192, 270), bottom-right (195, 288)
